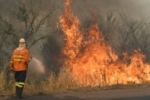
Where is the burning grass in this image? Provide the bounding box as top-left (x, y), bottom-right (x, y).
top-left (59, 0), bottom-right (150, 87)
top-left (1, 0), bottom-right (150, 96)
top-left (1, 69), bottom-right (150, 96)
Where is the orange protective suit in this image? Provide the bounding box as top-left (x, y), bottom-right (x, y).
top-left (10, 48), bottom-right (30, 71)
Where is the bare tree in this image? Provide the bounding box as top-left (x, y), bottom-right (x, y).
top-left (12, 0), bottom-right (61, 49)
top-left (117, 13), bottom-right (150, 55)
top-left (0, 0), bottom-right (61, 69)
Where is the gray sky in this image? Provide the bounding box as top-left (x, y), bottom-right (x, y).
top-left (70, 0), bottom-right (150, 20)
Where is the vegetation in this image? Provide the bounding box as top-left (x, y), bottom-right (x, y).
top-left (0, 68), bottom-right (77, 95)
top-left (1, 0), bottom-right (150, 96)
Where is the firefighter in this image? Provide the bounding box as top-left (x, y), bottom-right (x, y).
top-left (9, 38), bottom-right (31, 99)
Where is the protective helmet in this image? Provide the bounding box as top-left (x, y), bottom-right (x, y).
top-left (19, 38), bottom-right (26, 43)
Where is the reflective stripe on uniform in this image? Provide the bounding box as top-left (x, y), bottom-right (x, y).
top-left (15, 82), bottom-right (25, 87)
top-left (18, 84), bottom-right (23, 87)
top-left (19, 82), bottom-right (25, 85)
top-left (13, 55), bottom-right (25, 62)
top-left (13, 55), bottom-right (24, 59)
top-left (14, 59), bottom-right (25, 62)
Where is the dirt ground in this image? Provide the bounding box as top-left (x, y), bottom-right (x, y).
top-left (1, 86), bottom-right (150, 100)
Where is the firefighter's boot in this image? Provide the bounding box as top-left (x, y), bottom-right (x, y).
top-left (15, 87), bottom-right (24, 99)
top-left (18, 87), bottom-right (24, 99)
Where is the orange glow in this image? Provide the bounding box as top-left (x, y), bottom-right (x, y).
top-left (60, 0), bottom-right (82, 60)
top-left (59, 0), bottom-right (150, 87)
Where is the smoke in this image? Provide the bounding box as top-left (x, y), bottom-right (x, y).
top-left (43, 0), bottom-right (150, 32)
top-left (29, 57), bottom-right (45, 74)
top-left (70, 0), bottom-right (150, 20)
top-left (34, 0), bottom-right (150, 73)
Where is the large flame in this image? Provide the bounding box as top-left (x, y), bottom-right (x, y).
top-left (60, 0), bottom-right (82, 60)
top-left (59, 0), bottom-right (150, 87)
